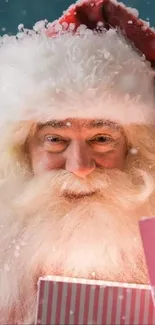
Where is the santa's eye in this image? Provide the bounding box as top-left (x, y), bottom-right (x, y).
top-left (44, 135), bottom-right (69, 152)
top-left (89, 134), bottom-right (115, 152)
top-left (90, 134), bottom-right (113, 144)
top-left (45, 135), bottom-right (64, 143)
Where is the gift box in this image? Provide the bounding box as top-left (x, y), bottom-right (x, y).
top-left (35, 276), bottom-right (155, 325)
top-left (35, 217), bottom-right (155, 325)
top-left (139, 216), bottom-right (155, 305)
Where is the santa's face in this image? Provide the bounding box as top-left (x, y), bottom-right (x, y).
top-left (14, 116), bottom-right (150, 285)
top-left (13, 117), bottom-right (152, 285)
top-left (27, 118), bottom-right (127, 198)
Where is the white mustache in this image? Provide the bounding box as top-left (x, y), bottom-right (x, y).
top-left (58, 169), bottom-right (111, 195)
top-left (56, 168), bottom-right (155, 205)
top-left (15, 167), bottom-right (155, 211)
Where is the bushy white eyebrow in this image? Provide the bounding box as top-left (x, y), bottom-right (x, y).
top-left (38, 119), bottom-right (120, 130)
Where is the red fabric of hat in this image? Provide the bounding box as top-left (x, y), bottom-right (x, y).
top-left (46, 0), bottom-right (155, 66)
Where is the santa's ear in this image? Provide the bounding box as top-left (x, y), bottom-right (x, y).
top-left (46, 0), bottom-right (155, 67)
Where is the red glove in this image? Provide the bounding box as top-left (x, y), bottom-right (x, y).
top-left (46, 0), bottom-right (155, 66)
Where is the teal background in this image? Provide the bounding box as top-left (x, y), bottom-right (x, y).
top-left (0, 0), bottom-right (154, 36)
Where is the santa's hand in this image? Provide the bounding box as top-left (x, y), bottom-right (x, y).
top-left (46, 0), bottom-right (155, 66)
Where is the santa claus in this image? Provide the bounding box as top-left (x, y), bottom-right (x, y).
top-left (0, 0), bottom-right (155, 323)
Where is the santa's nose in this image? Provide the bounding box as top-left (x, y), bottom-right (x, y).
top-left (69, 166), bottom-right (95, 178)
top-left (65, 141), bottom-right (95, 178)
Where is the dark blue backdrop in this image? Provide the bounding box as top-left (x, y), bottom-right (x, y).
top-left (0, 0), bottom-right (154, 36)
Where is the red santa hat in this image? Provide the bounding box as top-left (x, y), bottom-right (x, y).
top-left (46, 0), bottom-right (155, 66)
top-left (0, 0), bottom-right (155, 127)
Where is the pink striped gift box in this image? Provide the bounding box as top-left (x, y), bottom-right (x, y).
top-left (139, 216), bottom-right (155, 305)
top-left (35, 276), bottom-right (155, 325)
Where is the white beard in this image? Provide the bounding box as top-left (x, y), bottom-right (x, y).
top-left (0, 167), bottom-right (154, 324)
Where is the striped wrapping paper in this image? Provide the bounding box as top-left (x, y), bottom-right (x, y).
top-left (35, 276), bottom-right (155, 325)
top-left (139, 216), bottom-right (155, 305)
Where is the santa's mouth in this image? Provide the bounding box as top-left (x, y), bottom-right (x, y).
top-left (62, 191), bottom-right (96, 199)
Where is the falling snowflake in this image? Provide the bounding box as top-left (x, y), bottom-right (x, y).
top-left (91, 271), bottom-right (96, 277)
top-left (21, 10), bottom-right (27, 16)
top-left (129, 148), bottom-right (138, 155)
top-left (70, 310), bottom-right (74, 315)
top-left (66, 121), bottom-right (72, 127)
top-left (97, 21), bottom-right (104, 28)
top-left (4, 263), bottom-right (10, 271)
top-left (103, 51), bottom-right (111, 60)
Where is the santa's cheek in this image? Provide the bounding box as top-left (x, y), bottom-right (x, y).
top-left (96, 151), bottom-right (126, 169)
top-left (31, 152), bottom-right (66, 175)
